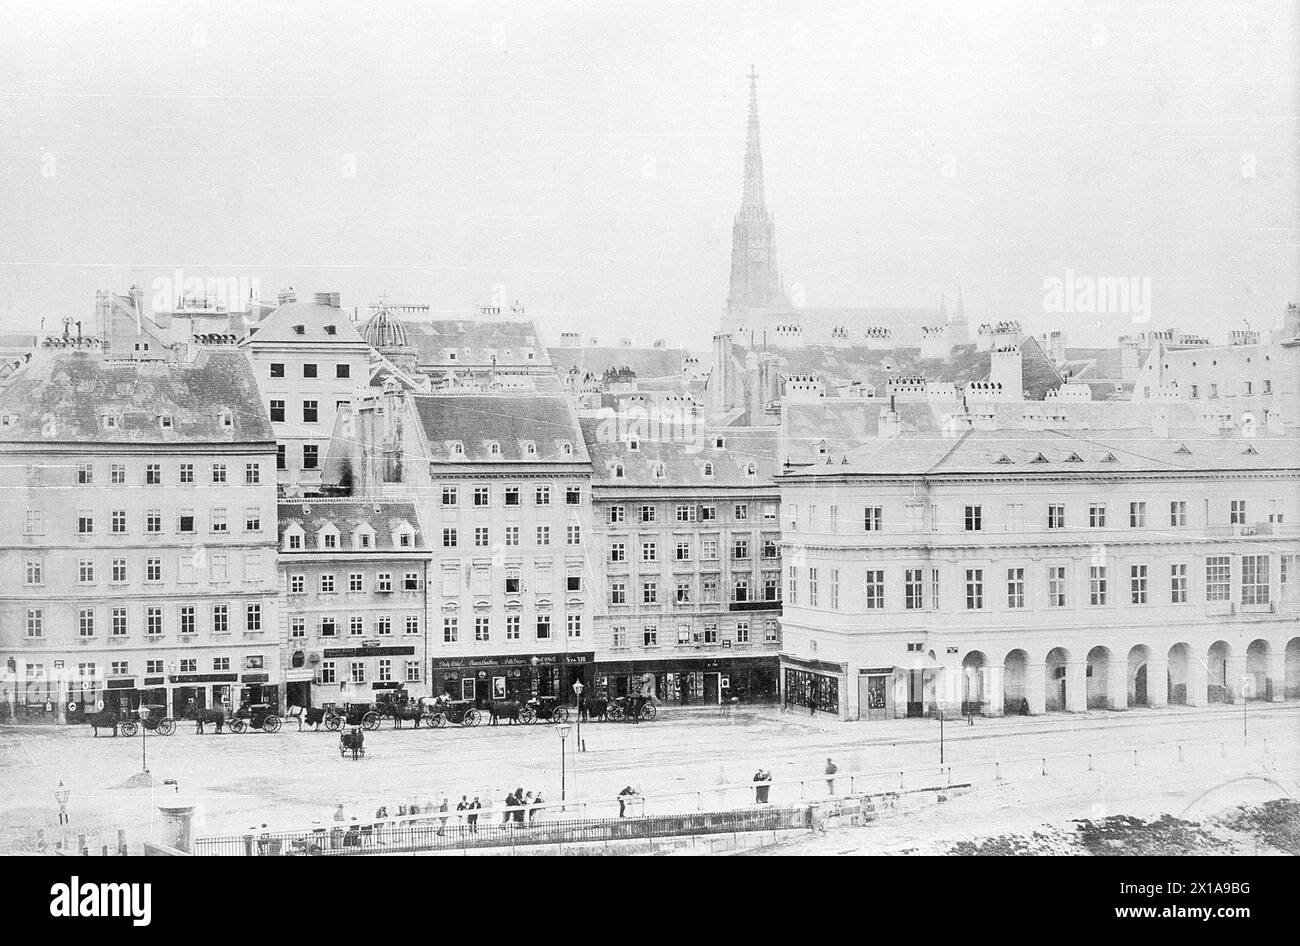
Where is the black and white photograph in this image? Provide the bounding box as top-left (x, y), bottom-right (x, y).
top-left (0, 0), bottom-right (1296, 915)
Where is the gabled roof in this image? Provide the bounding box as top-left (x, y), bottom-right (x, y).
top-left (277, 499), bottom-right (428, 551)
top-left (402, 320), bottom-right (551, 368)
top-left (411, 394), bottom-right (590, 464)
top-left (0, 349), bottom-right (273, 445)
top-left (581, 418), bottom-right (780, 487)
top-left (241, 301), bottom-right (366, 346)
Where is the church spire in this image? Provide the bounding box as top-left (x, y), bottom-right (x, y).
top-left (742, 65), bottom-right (765, 209)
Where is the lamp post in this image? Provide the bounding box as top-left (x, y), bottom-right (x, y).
top-left (54, 780), bottom-right (70, 826)
top-left (138, 702), bottom-right (150, 774)
top-left (555, 723), bottom-right (571, 802)
top-left (572, 680), bottom-right (584, 753)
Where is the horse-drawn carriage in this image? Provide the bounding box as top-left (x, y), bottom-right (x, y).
top-left (376, 696), bottom-right (427, 729)
top-left (324, 703), bottom-right (382, 732)
top-left (230, 703), bottom-right (282, 734)
top-left (606, 695), bottom-right (657, 722)
top-left (520, 695), bottom-right (569, 724)
top-left (119, 704), bottom-right (177, 737)
top-left (423, 697), bottom-right (481, 728)
top-left (339, 727), bottom-right (365, 760)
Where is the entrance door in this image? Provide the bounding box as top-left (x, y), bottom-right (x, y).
top-left (703, 672), bottom-right (720, 705)
top-left (907, 670), bottom-right (924, 717)
top-left (475, 678), bottom-right (491, 707)
top-left (174, 686), bottom-right (205, 718)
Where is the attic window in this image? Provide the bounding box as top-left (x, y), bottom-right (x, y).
top-left (703, 462), bottom-right (714, 477)
top-left (324, 324), bottom-right (336, 336)
top-left (523, 442), bottom-right (537, 457)
top-left (1064, 452), bottom-right (1083, 463)
top-left (560, 442), bottom-right (572, 456)
top-left (628, 437), bottom-right (640, 452)
top-left (614, 464), bottom-right (625, 478)
top-left (103, 415), bottom-right (119, 430)
top-left (357, 532), bottom-right (372, 549)
top-left (219, 410), bottom-right (234, 428)
top-left (292, 324), bottom-right (305, 335)
top-left (1242, 444), bottom-right (1259, 456)
top-left (994, 454), bottom-right (1014, 464)
top-left (1100, 452), bottom-right (1118, 463)
top-left (1174, 443), bottom-right (1192, 455)
top-left (1030, 453), bottom-right (1048, 464)
top-left (652, 462), bottom-right (666, 479)
top-left (745, 463), bottom-right (756, 476)
top-left (487, 441), bottom-right (500, 456)
top-left (451, 442), bottom-right (465, 457)
top-left (159, 414), bottom-right (173, 429)
top-left (714, 437), bottom-right (725, 449)
top-left (447, 351), bottom-right (458, 362)
top-left (0, 414), bottom-right (12, 427)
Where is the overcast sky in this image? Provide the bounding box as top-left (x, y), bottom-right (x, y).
top-left (1, 0), bottom-right (1296, 348)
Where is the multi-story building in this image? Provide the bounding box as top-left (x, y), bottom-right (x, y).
top-left (277, 499), bottom-right (431, 707)
top-left (582, 420), bottom-right (783, 704)
top-left (777, 410), bottom-right (1300, 721)
top-left (325, 384), bottom-right (596, 704)
top-left (239, 292), bottom-right (371, 494)
top-left (0, 349), bottom-right (280, 722)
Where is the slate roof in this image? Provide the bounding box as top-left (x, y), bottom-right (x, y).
top-left (402, 320), bottom-right (551, 368)
top-left (0, 349), bottom-right (273, 445)
top-left (242, 301), bottom-right (366, 346)
top-left (789, 425), bottom-right (1300, 478)
top-left (411, 394), bottom-right (590, 464)
top-left (277, 499), bottom-right (428, 551)
top-left (581, 417), bottom-right (780, 487)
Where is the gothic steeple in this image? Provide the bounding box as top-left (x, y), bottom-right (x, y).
top-left (726, 66), bottom-right (785, 317)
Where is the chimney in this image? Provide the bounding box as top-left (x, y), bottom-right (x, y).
top-left (313, 291), bottom-right (341, 308)
top-left (277, 288), bottom-right (297, 306)
top-left (878, 400), bottom-right (901, 439)
top-left (1284, 302), bottom-right (1300, 339)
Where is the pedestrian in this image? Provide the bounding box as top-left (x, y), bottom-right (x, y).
top-left (503, 790), bottom-right (516, 825)
top-left (825, 757), bottom-right (838, 795)
top-left (753, 769), bottom-right (771, 804)
top-left (514, 787), bottom-right (526, 824)
top-left (333, 803), bottom-right (346, 823)
top-left (531, 791), bottom-right (544, 822)
top-left (437, 795), bottom-right (450, 836)
top-left (618, 785), bottom-right (636, 818)
top-left (409, 799), bottom-right (421, 816)
top-left (808, 692), bottom-right (818, 716)
top-left (469, 796), bottom-right (481, 833)
top-left (522, 791), bottom-right (534, 824)
top-left (375, 805), bottom-right (388, 819)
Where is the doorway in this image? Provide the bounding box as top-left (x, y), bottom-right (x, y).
top-left (703, 672), bottom-right (720, 705)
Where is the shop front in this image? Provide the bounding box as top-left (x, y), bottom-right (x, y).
top-left (167, 673), bottom-right (241, 718)
top-left (595, 656), bottom-right (779, 706)
top-left (431, 652), bottom-right (594, 708)
top-left (780, 655), bottom-right (846, 717)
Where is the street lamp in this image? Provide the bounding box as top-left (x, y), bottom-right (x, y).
top-left (138, 702), bottom-right (150, 774)
top-left (572, 680), bottom-right (585, 753)
top-left (54, 780), bottom-right (70, 826)
top-left (555, 723), bottom-right (571, 802)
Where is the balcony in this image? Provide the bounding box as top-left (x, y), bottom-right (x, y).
top-left (728, 599), bottom-right (782, 613)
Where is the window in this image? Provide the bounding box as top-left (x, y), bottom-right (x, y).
top-left (506, 615), bottom-right (520, 641)
top-left (25, 508), bottom-right (43, 534)
top-left (700, 504), bottom-right (717, 521)
top-left (964, 506), bottom-right (982, 532)
top-left (830, 569), bottom-right (840, 610)
top-left (146, 509), bottom-right (162, 534)
top-left (301, 400), bottom-right (319, 424)
top-left (807, 568), bottom-right (819, 607)
top-left (639, 504), bottom-right (656, 524)
top-left (1230, 500), bottom-right (1247, 525)
top-left (443, 617), bottom-right (459, 643)
top-left (320, 573), bottom-right (335, 594)
top-left (1170, 501), bottom-right (1187, 527)
top-left (404, 614), bottom-right (420, 635)
top-left (861, 506), bottom-right (883, 532)
top-left (78, 514), bottom-right (94, 535)
top-left (675, 504), bottom-right (696, 523)
top-left (471, 526), bottom-right (489, 548)
top-left (76, 462), bottom-right (93, 485)
top-left (643, 625), bottom-right (658, 647)
top-left (405, 660), bottom-right (421, 683)
top-left (610, 542), bottom-right (625, 563)
top-left (211, 463), bottom-right (227, 484)
top-left (214, 657), bottom-right (230, 672)
top-left (290, 617), bottom-right (306, 639)
top-left (1090, 566), bottom-right (1108, 605)
top-left (276, 446), bottom-right (285, 470)
top-left (732, 537), bottom-right (750, 560)
top-left (246, 603), bottom-right (262, 632)
top-left (303, 363), bottom-right (317, 378)
top-left (474, 486), bottom-right (490, 506)
top-left (905, 569), bottom-right (924, 610)
top-left (610, 581), bottom-right (626, 605)
top-left (611, 625), bottom-right (627, 648)
top-left (350, 661), bottom-right (365, 685)
top-left (24, 557), bottom-right (43, 585)
top-left (1047, 566), bottom-right (1066, 607)
top-left (505, 487), bottom-right (520, 506)
top-left (535, 485), bottom-right (551, 505)
top-left (244, 507), bottom-right (261, 532)
top-left (79, 559), bottom-right (94, 583)
top-left (703, 577), bottom-right (720, 604)
top-left (270, 400), bottom-right (285, 422)
top-left (1129, 502), bottom-right (1146, 528)
top-left (567, 614), bottom-right (582, 638)
top-left (303, 445), bottom-right (319, 469)
top-left (212, 605), bottom-right (229, 634)
top-left (536, 615), bottom-right (551, 640)
top-left (145, 464), bottom-right (162, 486)
top-left (443, 528), bottom-right (458, 548)
top-left (336, 363), bottom-right (350, 379)
top-left (536, 526), bottom-right (550, 546)
top-left (676, 581), bottom-right (692, 605)
top-left (320, 661), bottom-right (335, 684)
top-left (930, 568), bottom-right (941, 610)
top-left (1089, 504), bottom-right (1106, 528)
top-left (965, 569), bottom-right (984, 609)
top-left (702, 537), bottom-right (718, 561)
top-left (474, 617), bottom-right (490, 642)
top-left (111, 609), bottom-right (127, 637)
top-left (761, 536), bottom-right (778, 559)
top-left (566, 486), bottom-right (581, 505)
top-left (111, 661), bottom-right (129, 676)
top-left (642, 580), bottom-right (658, 605)
top-left (377, 573), bottom-right (392, 592)
top-left (567, 524), bottom-right (581, 545)
top-left (864, 570), bottom-right (884, 609)
top-left (1206, 557), bottom-right (1231, 601)
top-left (146, 607), bottom-right (162, 636)
top-left (1047, 504), bottom-right (1065, 529)
top-left (211, 508), bottom-right (228, 533)
top-left (788, 565), bottom-right (798, 606)
top-left (78, 609), bottom-right (95, 637)
top-left (1241, 555), bottom-right (1270, 605)
top-left (1129, 564), bottom-right (1149, 604)
top-left (1007, 568), bottom-right (1025, 608)
top-left (733, 503), bottom-right (748, 521)
top-left (607, 505), bottom-right (624, 524)
top-left (288, 573), bottom-right (305, 594)
top-left (179, 605), bottom-right (195, 635)
top-left (146, 557), bottom-right (162, 582)
top-left (178, 512), bottom-right (194, 533)
top-left (112, 464), bottom-right (127, 485)
top-left (566, 571), bottom-right (582, 592)
top-left (1170, 564), bottom-right (1188, 604)
top-left (442, 486), bottom-right (458, 506)
top-left (270, 362), bottom-right (285, 378)
top-left (675, 540), bottom-right (692, 561)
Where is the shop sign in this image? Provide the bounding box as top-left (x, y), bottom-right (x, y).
top-left (433, 652), bottom-right (593, 670)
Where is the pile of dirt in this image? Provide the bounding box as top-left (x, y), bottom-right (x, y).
top-left (1215, 799), bottom-right (1300, 855)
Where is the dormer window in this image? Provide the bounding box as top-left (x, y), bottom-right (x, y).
top-left (397, 530), bottom-right (413, 548)
top-left (317, 526), bottom-right (339, 549)
top-left (703, 463), bottom-right (714, 477)
top-left (103, 415), bottom-right (119, 430)
top-left (292, 324), bottom-right (305, 335)
top-left (629, 437), bottom-right (640, 451)
top-left (714, 437), bottom-right (725, 449)
top-left (745, 463), bottom-right (756, 476)
top-left (653, 462), bottom-right (666, 479)
top-left (614, 463), bottom-right (625, 478)
top-left (487, 441), bottom-right (501, 456)
top-left (324, 324), bottom-right (336, 336)
top-left (523, 442), bottom-right (537, 457)
top-left (159, 414), bottom-right (173, 430)
top-left (218, 410), bottom-right (233, 428)
top-left (287, 533), bottom-right (302, 550)
top-left (358, 532), bottom-right (372, 549)
top-left (451, 442), bottom-right (465, 457)
top-left (560, 442), bottom-right (572, 456)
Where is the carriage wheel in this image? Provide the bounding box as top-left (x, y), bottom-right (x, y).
top-left (608, 704), bottom-right (625, 722)
top-left (462, 709), bottom-right (481, 727)
top-left (156, 718), bottom-right (177, 736)
top-left (362, 712), bottom-right (381, 731)
top-left (640, 703), bottom-right (657, 721)
top-left (264, 715), bottom-right (282, 733)
top-left (230, 718), bottom-right (247, 734)
top-left (519, 705), bottom-right (537, 724)
top-left (431, 714), bottom-right (448, 729)
top-left (120, 720), bottom-right (139, 737)
top-left (550, 706), bottom-right (569, 724)
top-left (324, 715), bottom-right (342, 732)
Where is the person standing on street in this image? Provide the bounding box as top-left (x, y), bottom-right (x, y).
top-left (824, 757), bottom-right (838, 795)
top-left (468, 797), bottom-right (480, 833)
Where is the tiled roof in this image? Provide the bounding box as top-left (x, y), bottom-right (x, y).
top-left (790, 425), bottom-right (1300, 478)
top-left (411, 394), bottom-right (590, 464)
top-left (0, 349), bottom-right (273, 445)
top-left (402, 320), bottom-right (551, 368)
top-left (581, 417), bottom-right (780, 487)
top-left (277, 499), bottom-right (427, 551)
top-left (242, 301), bottom-right (366, 346)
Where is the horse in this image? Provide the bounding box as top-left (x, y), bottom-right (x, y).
top-left (488, 700), bottom-right (523, 725)
top-left (289, 705), bottom-right (327, 731)
top-left (180, 699), bottom-right (225, 733)
top-left (387, 701), bottom-right (424, 729)
top-left (86, 708), bottom-right (121, 737)
top-left (580, 697), bottom-right (609, 721)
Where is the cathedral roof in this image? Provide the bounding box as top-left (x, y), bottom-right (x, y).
top-left (361, 306), bottom-right (408, 350)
